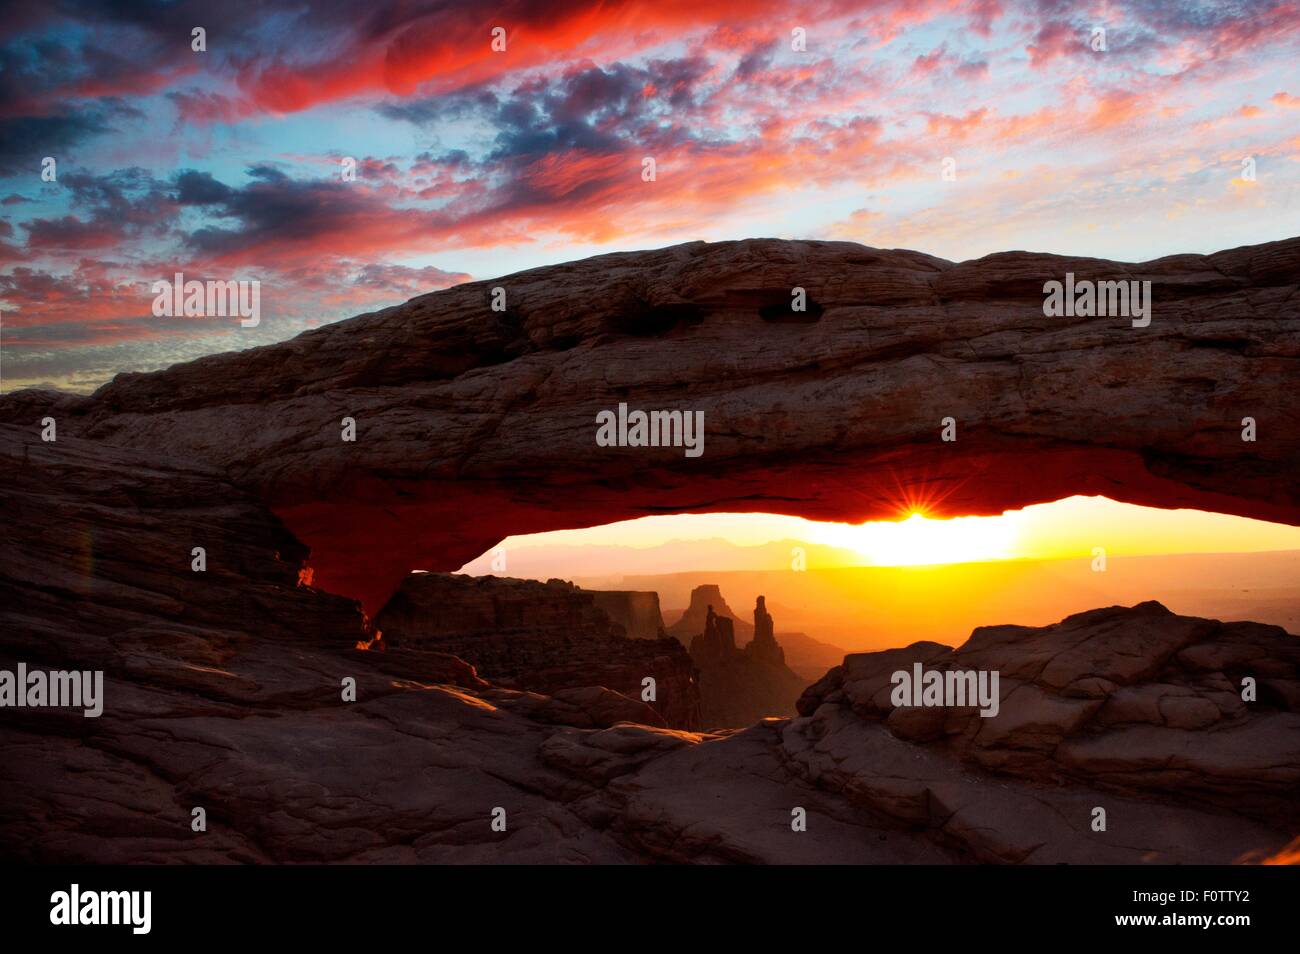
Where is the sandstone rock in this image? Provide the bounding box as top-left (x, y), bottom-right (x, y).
top-left (689, 604), bottom-right (739, 665)
top-left (377, 574), bottom-right (621, 644)
top-left (373, 573), bottom-right (701, 729)
top-left (2, 235), bottom-right (1298, 865)
top-left (5, 238), bottom-right (1295, 614)
top-left (746, 595), bottom-right (785, 666)
top-left (494, 686), bottom-right (668, 730)
top-left (688, 594), bottom-right (807, 727)
top-left (668, 584), bottom-right (753, 643)
top-left (1, 425), bottom-right (1296, 862)
top-left (798, 641), bottom-right (953, 718)
top-left (798, 599), bottom-right (1300, 828)
top-left (588, 590), bottom-right (667, 640)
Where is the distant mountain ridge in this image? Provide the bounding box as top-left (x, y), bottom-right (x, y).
top-left (460, 537), bottom-right (862, 578)
top-left (606, 549), bottom-right (1300, 653)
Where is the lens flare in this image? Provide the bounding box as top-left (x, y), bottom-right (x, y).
top-left (814, 510), bottom-right (1022, 566)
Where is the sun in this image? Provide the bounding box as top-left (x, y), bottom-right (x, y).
top-left (815, 510), bottom-right (1022, 567)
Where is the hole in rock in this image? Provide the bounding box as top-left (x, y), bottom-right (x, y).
top-left (758, 296), bottom-right (824, 322)
top-left (446, 496), bottom-right (1300, 655)
top-left (360, 496), bottom-right (1300, 729)
top-left (614, 301), bottom-right (706, 336)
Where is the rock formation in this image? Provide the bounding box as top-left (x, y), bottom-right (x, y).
top-left (667, 586), bottom-right (840, 678)
top-left (668, 584), bottom-right (753, 643)
top-left (377, 573), bottom-right (620, 645)
top-left (688, 595), bottom-right (806, 727)
top-left (746, 595), bottom-right (784, 666)
top-left (374, 573), bottom-right (700, 729)
top-left (3, 435), bottom-right (1295, 865)
top-left (689, 605), bottom-right (738, 664)
top-left (774, 630), bottom-right (846, 683)
top-left (794, 602), bottom-right (1300, 851)
top-left (3, 237), bottom-right (1295, 614)
top-left (2, 235), bottom-right (1298, 863)
top-left (588, 590), bottom-right (667, 640)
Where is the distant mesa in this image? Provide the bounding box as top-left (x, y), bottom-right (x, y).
top-left (687, 588), bottom-right (807, 727)
top-left (588, 589), bottom-right (668, 640)
top-left (375, 573), bottom-right (701, 730)
top-left (668, 583), bottom-right (753, 642)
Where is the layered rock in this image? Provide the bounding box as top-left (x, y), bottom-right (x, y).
top-left (688, 596), bottom-right (807, 727)
top-left (2, 235), bottom-right (1298, 864)
top-left (668, 584), bottom-right (753, 643)
top-left (376, 574), bottom-right (621, 644)
top-left (374, 573), bottom-right (700, 729)
top-left (0, 425), bottom-right (673, 862)
top-left (545, 601), bottom-right (1300, 864)
top-left (0, 424), bottom-right (368, 667)
top-left (796, 601), bottom-right (1300, 831)
top-left (1, 428), bottom-right (1295, 862)
top-left (5, 237), bottom-right (1295, 613)
top-left (588, 590), bottom-right (667, 640)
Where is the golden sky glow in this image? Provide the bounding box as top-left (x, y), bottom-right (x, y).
top-left (490, 496), bottom-right (1300, 567)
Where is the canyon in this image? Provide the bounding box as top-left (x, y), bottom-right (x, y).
top-left (374, 573), bottom-right (702, 729)
top-left (1, 235), bottom-right (1297, 863)
top-left (686, 593), bottom-right (807, 726)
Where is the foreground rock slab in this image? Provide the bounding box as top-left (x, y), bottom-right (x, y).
top-left (2, 425), bottom-right (1295, 862)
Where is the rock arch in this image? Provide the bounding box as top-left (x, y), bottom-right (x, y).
top-left (16, 236), bottom-right (1299, 613)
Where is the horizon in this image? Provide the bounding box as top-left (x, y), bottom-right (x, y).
top-left (3, 1), bottom-right (1299, 391)
top-left (456, 495), bottom-right (1300, 648)
top-left (462, 539), bottom-right (1300, 573)
top-left (457, 495), bottom-right (1300, 576)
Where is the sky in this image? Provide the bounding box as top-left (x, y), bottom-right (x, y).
top-left (2, 0), bottom-right (1299, 393)
top-left (460, 496), bottom-right (1300, 574)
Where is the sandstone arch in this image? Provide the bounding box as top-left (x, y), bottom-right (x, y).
top-left (17, 236), bottom-right (1300, 613)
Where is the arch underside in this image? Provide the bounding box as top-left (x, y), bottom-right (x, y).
top-left (12, 234), bottom-right (1296, 613)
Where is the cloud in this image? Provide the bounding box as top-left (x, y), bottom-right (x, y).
top-left (0, 108), bottom-right (115, 175)
top-left (910, 44), bottom-right (985, 79)
top-left (18, 168), bottom-right (178, 251)
top-left (351, 262), bottom-right (471, 295)
top-left (175, 169), bottom-right (234, 205)
top-left (4, 0), bottom-right (1300, 395)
